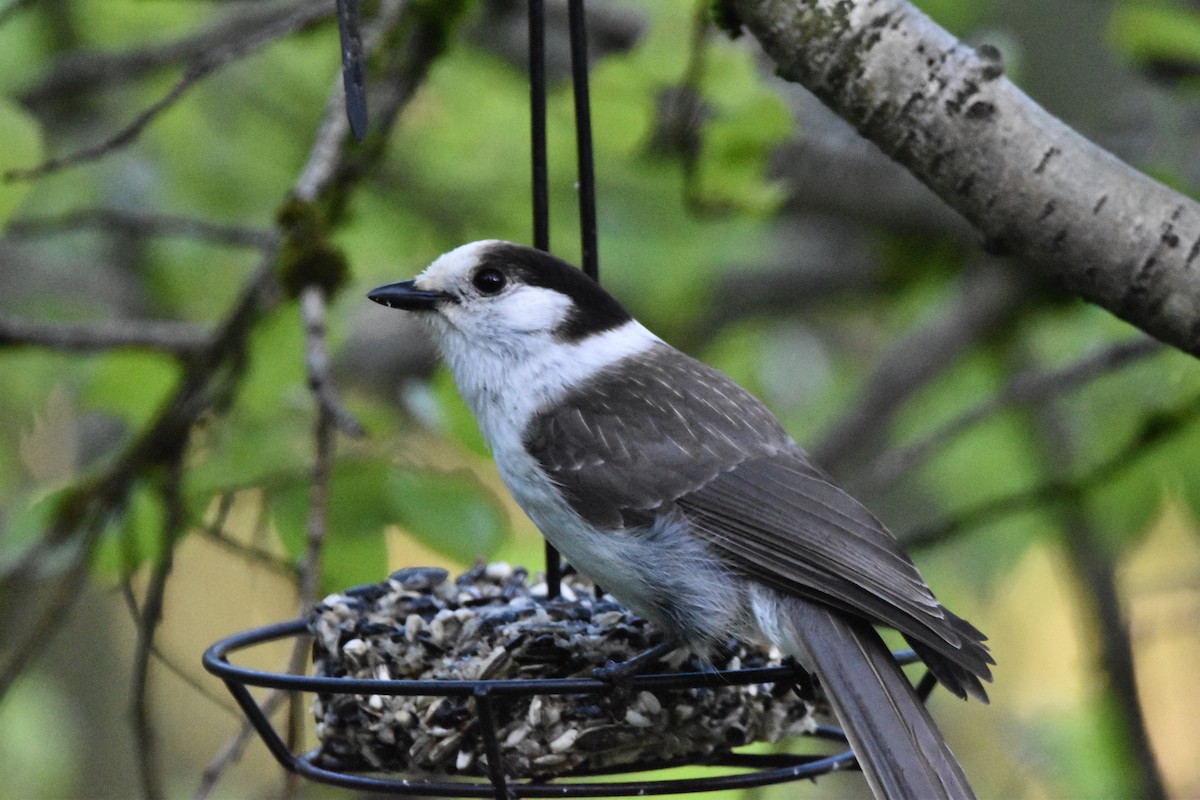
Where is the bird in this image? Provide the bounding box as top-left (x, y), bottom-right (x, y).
top-left (368, 240), bottom-right (993, 800)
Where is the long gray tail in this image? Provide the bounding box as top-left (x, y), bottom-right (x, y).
top-left (781, 598), bottom-right (976, 800)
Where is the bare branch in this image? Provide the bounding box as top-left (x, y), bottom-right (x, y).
top-left (864, 336), bottom-right (1166, 493)
top-left (0, 314), bottom-right (211, 355)
top-left (198, 526), bottom-right (297, 579)
top-left (195, 707), bottom-right (277, 800)
top-left (11, 67), bottom-right (208, 180)
top-left (279, 398), bottom-right (338, 799)
top-left (9, 0), bottom-right (333, 180)
top-left (902, 390), bottom-right (1200, 548)
top-left (733, 0), bottom-right (1200, 357)
top-left (19, 0), bottom-right (332, 107)
top-left (120, 583), bottom-right (243, 716)
top-left (0, 0), bottom-right (32, 28)
top-left (813, 260), bottom-right (1027, 472)
top-left (1019, 347), bottom-right (1168, 800)
top-left (301, 286), bottom-right (364, 437)
top-left (0, 540), bottom-right (93, 699)
top-left (129, 458), bottom-right (187, 800)
top-left (6, 209), bottom-right (272, 248)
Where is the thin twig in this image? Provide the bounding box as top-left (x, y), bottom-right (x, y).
top-left (0, 314), bottom-right (210, 355)
top-left (121, 584), bottom-right (241, 717)
top-left (864, 336), bottom-right (1166, 493)
top-left (1017, 345), bottom-right (1168, 800)
top-left (196, 424), bottom-right (332, 800)
top-left (0, 537), bottom-right (94, 697)
top-left (0, 0), bottom-right (33, 27)
top-left (8, 1), bottom-right (333, 181)
top-left (12, 64), bottom-right (209, 180)
top-left (281, 405), bottom-right (336, 800)
top-left (130, 457), bottom-right (187, 800)
top-left (20, 0), bottom-right (332, 106)
top-left (193, 492), bottom-right (296, 577)
top-left (5, 209), bottom-right (273, 248)
top-left (813, 261), bottom-right (1027, 473)
top-left (193, 687), bottom-right (294, 800)
top-left (301, 286), bottom-right (365, 436)
top-left (902, 390), bottom-right (1200, 548)
top-left (198, 526), bottom-right (298, 578)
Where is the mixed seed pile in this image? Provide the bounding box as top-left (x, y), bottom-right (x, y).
top-left (308, 564), bottom-right (820, 778)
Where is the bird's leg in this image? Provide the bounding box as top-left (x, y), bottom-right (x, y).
top-left (788, 659), bottom-right (820, 705)
top-left (593, 640), bottom-right (678, 684)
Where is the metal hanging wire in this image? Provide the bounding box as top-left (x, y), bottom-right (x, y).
top-left (532, 0), bottom-right (601, 597)
top-left (527, 0), bottom-right (562, 600)
top-left (202, 4), bottom-right (946, 797)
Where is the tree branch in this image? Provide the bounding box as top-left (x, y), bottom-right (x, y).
top-left (1018, 346), bottom-right (1167, 800)
top-left (902, 389), bottom-right (1200, 548)
top-left (5, 209), bottom-right (272, 248)
top-left (0, 314), bottom-right (211, 355)
top-left (732, 0), bottom-right (1200, 357)
top-left (9, 0), bottom-right (333, 180)
top-left (301, 286), bottom-right (364, 437)
top-left (863, 336), bottom-right (1165, 493)
top-left (813, 259), bottom-right (1027, 472)
top-left (129, 458), bottom-right (187, 800)
top-left (19, 0), bottom-right (331, 108)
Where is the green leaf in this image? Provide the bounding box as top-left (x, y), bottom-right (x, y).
top-left (81, 352), bottom-right (179, 430)
top-left (386, 466), bottom-right (509, 563)
top-left (188, 309), bottom-right (309, 496)
top-left (689, 46), bottom-right (792, 214)
top-left (428, 368), bottom-right (489, 457)
top-left (1110, 2), bottom-right (1200, 66)
top-left (268, 460), bottom-right (392, 591)
top-left (90, 487), bottom-right (166, 580)
top-left (895, 351), bottom-right (1049, 579)
top-left (909, 0), bottom-right (985, 36)
top-left (0, 489), bottom-right (62, 571)
top-left (0, 96), bottom-right (45, 228)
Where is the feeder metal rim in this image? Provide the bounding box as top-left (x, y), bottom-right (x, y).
top-left (286, 749), bottom-right (859, 797)
top-left (201, 618), bottom-right (939, 796)
top-left (205, 618), bottom-right (908, 698)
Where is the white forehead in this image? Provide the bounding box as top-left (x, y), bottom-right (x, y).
top-left (416, 239), bottom-right (505, 290)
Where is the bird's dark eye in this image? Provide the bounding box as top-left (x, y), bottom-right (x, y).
top-left (472, 267), bottom-right (507, 295)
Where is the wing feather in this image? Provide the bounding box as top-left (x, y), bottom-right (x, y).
top-left (522, 344), bottom-right (992, 692)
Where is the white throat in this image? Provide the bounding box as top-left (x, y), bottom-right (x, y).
top-left (432, 317), bottom-right (661, 454)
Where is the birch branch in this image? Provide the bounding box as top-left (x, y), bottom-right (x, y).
top-left (732, 0), bottom-right (1200, 357)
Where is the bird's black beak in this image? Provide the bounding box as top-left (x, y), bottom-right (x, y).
top-left (367, 280), bottom-right (449, 311)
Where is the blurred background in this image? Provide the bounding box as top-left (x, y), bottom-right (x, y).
top-left (1, 0), bottom-right (1199, 797)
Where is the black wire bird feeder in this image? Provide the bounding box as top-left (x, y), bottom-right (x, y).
top-left (203, 3), bottom-right (940, 796)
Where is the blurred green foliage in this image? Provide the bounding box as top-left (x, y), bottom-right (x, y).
top-left (1, 0), bottom-right (1199, 798)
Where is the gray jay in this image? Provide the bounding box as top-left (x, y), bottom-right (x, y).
top-left (369, 241), bottom-right (992, 800)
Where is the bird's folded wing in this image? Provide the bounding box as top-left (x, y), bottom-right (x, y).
top-left (523, 346), bottom-right (989, 678)
top-left (675, 452), bottom-right (980, 656)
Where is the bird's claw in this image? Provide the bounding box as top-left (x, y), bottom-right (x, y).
top-left (593, 658), bottom-right (639, 685)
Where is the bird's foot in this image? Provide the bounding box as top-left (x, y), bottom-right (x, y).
top-left (592, 641), bottom-right (676, 685)
top-left (789, 660), bottom-right (820, 705)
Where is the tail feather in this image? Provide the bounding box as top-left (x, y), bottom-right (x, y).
top-left (781, 598), bottom-right (976, 800)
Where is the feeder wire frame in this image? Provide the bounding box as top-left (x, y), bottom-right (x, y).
top-left (204, 618), bottom-right (937, 798)
top-left (299, 5), bottom-right (946, 799)
top-left (527, 0), bottom-right (563, 601)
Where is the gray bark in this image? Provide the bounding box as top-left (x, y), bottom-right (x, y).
top-left (733, 0), bottom-right (1200, 357)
